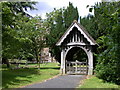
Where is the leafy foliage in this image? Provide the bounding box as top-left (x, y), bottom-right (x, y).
top-left (2, 2), bottom-right (47, 69)
top-left (2, 1), bottom-right (120, 85)
top-left (16, 16), bottom-right (47, 63)
top-left (81, 2), bottom-right (120, 84)
top-left (64, 2), bottom-right (79, 28)
top-left (46, 2), bottom-right (79, 62)
top-left (2, 2), bottom-right (37, 67)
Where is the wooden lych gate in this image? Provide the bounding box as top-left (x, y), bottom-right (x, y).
top-left (66, 60), bottom-right (88, 75)
top-left (56, 20), bottom-right (97, 75)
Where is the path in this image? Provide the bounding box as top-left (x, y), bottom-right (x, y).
top-left (23, 75), bottom-right (86, 88)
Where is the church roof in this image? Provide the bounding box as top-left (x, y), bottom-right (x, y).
top-left (56, 20), bottom-right (97, 46)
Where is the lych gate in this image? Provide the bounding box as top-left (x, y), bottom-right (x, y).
top-left (56, 20), bottom-right (97, 75)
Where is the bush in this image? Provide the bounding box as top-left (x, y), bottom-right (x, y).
top-left (95, 43), bottom-right (120, 85)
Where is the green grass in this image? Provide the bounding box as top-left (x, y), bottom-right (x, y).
top-left (78, 76), bottom-right (119, 88)
top-left (2, 62), bottom-right (60, 88)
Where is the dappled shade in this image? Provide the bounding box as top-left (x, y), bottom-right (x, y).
top-left (2, 63), bottom-right (60, 88)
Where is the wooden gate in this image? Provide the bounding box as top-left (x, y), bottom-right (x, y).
top-left (66, 60), bottom-right (88, 75)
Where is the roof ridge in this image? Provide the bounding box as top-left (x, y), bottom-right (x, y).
top-left (56, 20), bottom-right (97, 46)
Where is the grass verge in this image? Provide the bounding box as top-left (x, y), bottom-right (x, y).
top-left (77, 75), bottom-right (119, 88)
top-left (2, 62), bottom-right (60, 88)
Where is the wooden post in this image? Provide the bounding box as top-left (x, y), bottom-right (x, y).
top-left (75, 32), bottom-right (77, 42)
top-left (69, 63), bottom-right (70, 73)
top-left (75, 60), bottom-right (78, 74)
top-left (63, 51), bottom-right (66, 74)
top-left (60, 49), bottom-right (64, 74)
top-left (88, 50), bottom-right (93, 75)
top-left (60, 48), bottom-right (66, 75)
top-left (72, 34), bottom-right (74, 42)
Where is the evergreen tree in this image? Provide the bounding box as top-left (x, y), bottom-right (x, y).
top-left (46, 2), bottom-right (79, 62)
top-left (64, 2), bottom-right (79, 28)
top-left (46, 9), bottom-right (65, 62)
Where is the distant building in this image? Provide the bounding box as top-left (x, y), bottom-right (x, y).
top-left (41, 48), bottom-right (55, 63)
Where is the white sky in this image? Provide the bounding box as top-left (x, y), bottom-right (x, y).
top-left (28, 0), bottom-right (101, 19)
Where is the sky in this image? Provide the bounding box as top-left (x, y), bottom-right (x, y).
top-left (28, 0), bottom-right (102, 19)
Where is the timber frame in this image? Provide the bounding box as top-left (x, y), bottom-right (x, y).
top-left (56, 20), bottom-right (97, 75)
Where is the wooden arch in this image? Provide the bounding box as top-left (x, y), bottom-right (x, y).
top-left (56, 20), bottom-right (97, 75)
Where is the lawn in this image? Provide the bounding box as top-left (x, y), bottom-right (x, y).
top-left (2, 62), bottom-right (60, 88)
top-left (77, 76), bottom-right (119, 88)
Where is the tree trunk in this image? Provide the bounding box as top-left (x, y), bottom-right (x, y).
top-left (2, 58), bottom-right (10, 68)
top-left (38, 57), bottom-right (40, 69)
top-left (35, 50), bottom-right (40, 69)
top-left (51, 56), bottom-right (53, 62)
top-left (6, 59), bottom-right (10, 68)
top-left (37, 54), bottom-right (40, 70)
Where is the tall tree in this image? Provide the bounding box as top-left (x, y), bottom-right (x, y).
top-left (64, 2), bottom-right (79, 28)
top-left (81, 1), bottom-right (120, 84)
top-left (46, 8), bottom-right (65, 62)
top-left (16, 16), bottom-right (47, 69)
top-left (46, 2), bottom-right (79, 62)
top-left (2, 2), bottom-right (37, 67)
top-left (80, 14), bottom-right (98, 39)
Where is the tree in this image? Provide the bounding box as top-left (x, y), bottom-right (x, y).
top-left (46, 2), bottom-right (79, 62)
top-left (16, 16), bottom-right (47, 69)
top-left (80, 14), bottom-right (98, 39)
top-left (81, 1), bottom-right (120, 84)
top-left (46, 8), bottom-right (65, 62)
top-left (2, 2), bottom-right (37, 67)
top-left (64, 2), bottom-right (79, 28)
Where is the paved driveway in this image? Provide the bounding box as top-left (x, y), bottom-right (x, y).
top-left (23, 75), bottom-right (86, 88)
